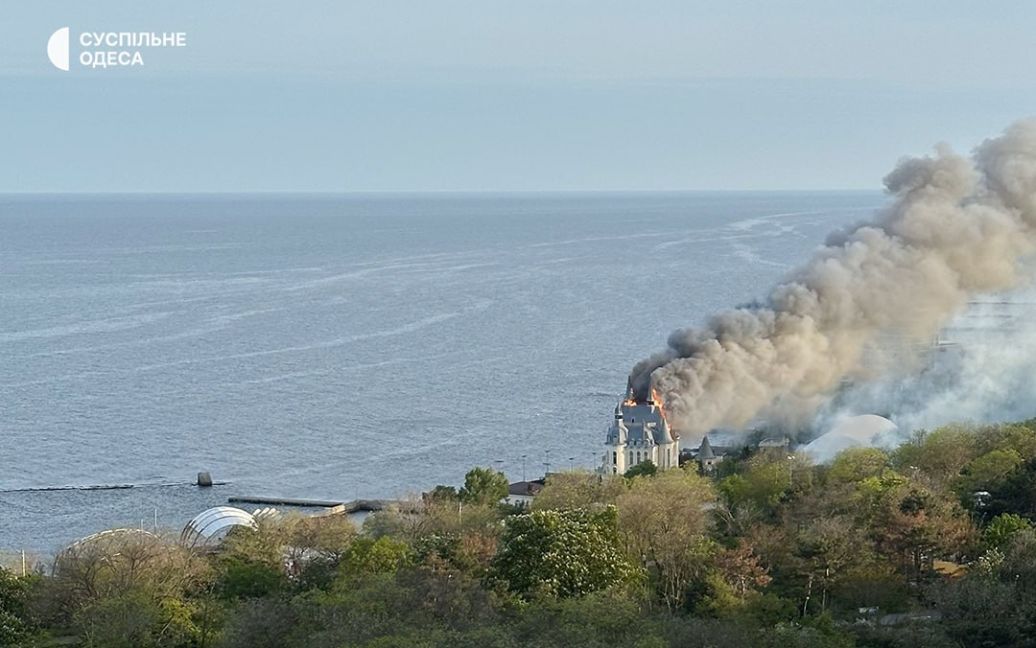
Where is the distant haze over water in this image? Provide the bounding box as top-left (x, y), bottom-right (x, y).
top-left (0, 192), bottom-right (883, 551)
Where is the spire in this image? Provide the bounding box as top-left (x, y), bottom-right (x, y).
top-left (697, 435), bottom-right (715, 460)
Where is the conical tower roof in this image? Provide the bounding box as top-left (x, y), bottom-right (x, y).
top-left (697, 435), bottom-right (715, 460)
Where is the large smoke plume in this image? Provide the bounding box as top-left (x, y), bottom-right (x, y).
top-left (631, 120), bottom-right (1036, 440)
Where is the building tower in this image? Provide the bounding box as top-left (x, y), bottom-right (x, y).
top-left (696, 435), bottom-right (722, 474)
top-left (602, 384), bottom-right (680, 475)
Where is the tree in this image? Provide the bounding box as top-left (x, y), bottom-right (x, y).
top-left (409, 494), bottom-right (504, 542)
top-left (957, 449), bottom-right (1023, 498)
top-left (713, 540), bottom-right (772, 599)
top-left (983, 513), bottom-right (1031, 550)
top-left (38, 531), bottom-right (215, 646)
top-left (532, 471), bottom-right (626, 511)
top-left (24, 416), bottom-right (1036, 646)
top-left (428, 485), bottom-right (459, 501)
top-left (624, 460), bottom-right (657, 479)
top-left (217, 597), bottom-right (298, 648)
top-left (340, 537), bottom-right (413, 577)
top-left (74, 590), bottom-right (200, 648)
top-left (985, 457), bottom-right (1036, 519)
top-left (49, 530), bottom-right (211, 624)
top-left (929, 567), bottom-right (1036, 647)
top-left (875, 487), bottom-right (975, 582)
top-left (285, 515), bottom-right (357, 561)
top-left (718, 453), bottom-right (812, 519)
top-left (976, 423), bottom-right (1036, 461)
top-left (891, 425), bottom-right (978, 488)
top-left (616, 468), bottom-right (716, 610)
top-left (218, 556), bottom-right (285, 599)
top-left (280, 514), bottom-right (358, 589)
top-left (216, 523), bottom-right (289, 599)
top-left (460, 467), bottom-right (509, 505)
top-left (511, 590), bottom-right (665, 647)
top-left (488, 507), bottom-right (641, 599)
top-left (0, 568), bottom-right (37, 646)
top-left (832, 562), bottom-right (909, 613)
top-left (826, 447), bottom-right (888, 484)
top-left (997, 528), bottom-right (1036, 598)
top-left (789, 516), bottom-right (866, 615)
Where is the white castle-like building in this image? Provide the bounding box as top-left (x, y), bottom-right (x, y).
top-left (602, 387), bottom-right (680, 474)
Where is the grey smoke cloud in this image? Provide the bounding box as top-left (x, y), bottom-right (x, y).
top-left (631, 121), bottom-right (1036, 440)
top-left (818, 291), bottom-right (1036, 441)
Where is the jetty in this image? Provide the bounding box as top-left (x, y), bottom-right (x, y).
top-left (227, 496), bottom-right (418, 517)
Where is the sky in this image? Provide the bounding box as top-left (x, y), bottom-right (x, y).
top-left (2, 1), bottom-right (1036, 193)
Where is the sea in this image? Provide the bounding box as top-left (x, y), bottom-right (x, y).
top-left (0, 191), bottom-right (885, 554)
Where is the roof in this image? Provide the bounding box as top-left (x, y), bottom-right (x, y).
top-left (508, 480), bottom-right (545, 496)
top-left (605, 397), bottom-right (678, 447)
top-left (180, 506), bottom-right (257, 548)
top-left (62, 528), bottom-right (159, 556)
top-left (698, 435), bottom-right (716, 460)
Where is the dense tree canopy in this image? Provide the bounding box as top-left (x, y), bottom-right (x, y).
top-left (458, 467), bottom-right (509, 505)
top-left (489, 507), bottom-right (641, 599)
top-left (624, 460), bottom-right (658, 479)
top-left (6, 418), bottom-right (1036, 647)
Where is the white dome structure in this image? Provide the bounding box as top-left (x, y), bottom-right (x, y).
top-left (62, 528), bottom-right (159, 556)
top-left (802, 414), bottom-right (899, 462)
top-left (54, 528), bottom-right (163, 577)
top-left (180, 506), bottom-right (257, 548)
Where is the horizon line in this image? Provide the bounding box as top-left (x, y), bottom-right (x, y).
top-left (0, 188), bottom-right (884, 198)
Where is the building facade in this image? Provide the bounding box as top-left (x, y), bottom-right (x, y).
top-left (602, 390), bottom-right (680, 474)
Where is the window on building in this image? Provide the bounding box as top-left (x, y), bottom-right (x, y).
top-left (612, 451), bottom-right (617, 465)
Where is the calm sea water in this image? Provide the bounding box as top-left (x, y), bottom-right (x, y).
top-left (0, 192), bottom-right (884, 552)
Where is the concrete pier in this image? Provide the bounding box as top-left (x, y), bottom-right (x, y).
top-left (226, 496), bottom-right (418, 516)
top-left (228, 495), bottom-right (344, 508)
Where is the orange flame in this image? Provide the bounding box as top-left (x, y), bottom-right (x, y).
top-left (650, 388), bottom-right (669, 424)
top-left (619, 387), bottom-right (671, 425)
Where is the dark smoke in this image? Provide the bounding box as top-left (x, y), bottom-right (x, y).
top-left (633, 121), bottom-right (1036, 441)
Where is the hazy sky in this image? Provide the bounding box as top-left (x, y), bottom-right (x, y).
top-left (3, 1), bottom-right (1036, 192)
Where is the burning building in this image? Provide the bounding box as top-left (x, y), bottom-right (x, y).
top-left (627, 122), bottom-right (1036, 443)
top-left (602, 383), bottom-right (680, 475)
